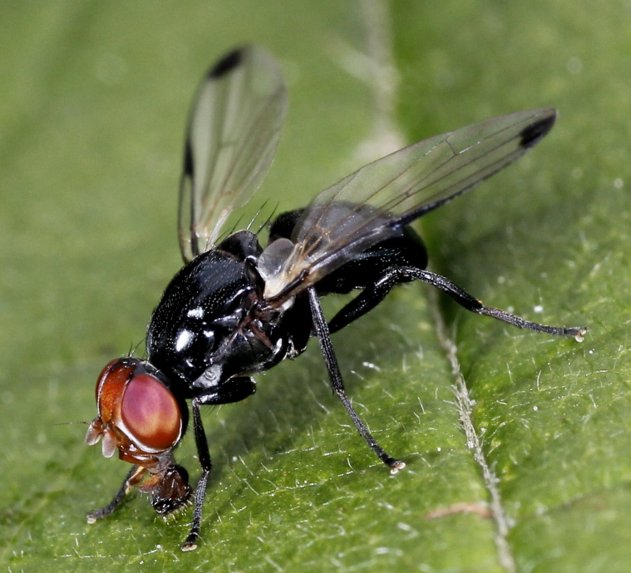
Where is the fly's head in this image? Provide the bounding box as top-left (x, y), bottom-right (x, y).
top-left (85, 358), bottom-right (192, 515)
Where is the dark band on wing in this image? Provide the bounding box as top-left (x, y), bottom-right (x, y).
top-left (520, 112), bottom-right (556, 149)
top-left (183, 139), bottom-right (194, 177)
top-left (208, 47), bottom-right (244, 79)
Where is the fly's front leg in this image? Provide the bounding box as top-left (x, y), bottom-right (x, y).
top-left (181, 376), bottom-right (256, 551)
top-left (181, 399), bottom-right (210, 551)
top-left (86, 465), bottom-right (139, 523)
top-left (307, 287), bottom-right (405, 474)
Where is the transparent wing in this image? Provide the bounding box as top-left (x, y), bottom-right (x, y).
top-left (261, 108), bottom-right (556, 302)
top-left (178, 45), bottom-right (287, 262)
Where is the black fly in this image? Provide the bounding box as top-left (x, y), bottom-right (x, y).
top-left (85, 46), bottom-right (585, 550)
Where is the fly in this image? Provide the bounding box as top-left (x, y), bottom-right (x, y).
top-left (85, 46), bottom-right (586, 551)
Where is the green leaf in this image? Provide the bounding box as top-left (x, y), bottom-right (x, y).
top-left (1, 1), bottom-right (628, 572)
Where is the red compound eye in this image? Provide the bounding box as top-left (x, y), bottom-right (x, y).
top-left (121, 374), bottom-right (182, 452)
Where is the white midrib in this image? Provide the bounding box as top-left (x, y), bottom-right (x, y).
top-left (359, 1), bottom-right (516, 571)
top-left (430, 290), bottom-right (517, 572)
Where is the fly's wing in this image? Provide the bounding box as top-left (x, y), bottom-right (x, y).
top-left (261, 108), bottom-right (556, 302)
top-left (178, 46), bottom-right (287, 262)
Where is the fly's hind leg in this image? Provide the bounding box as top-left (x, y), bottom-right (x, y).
top-left (329, 264), bottom-right (585, 340)
top-left (415, 269), bottom-right (586, 339)
top-left (328, 266), bottom-right (418, 333)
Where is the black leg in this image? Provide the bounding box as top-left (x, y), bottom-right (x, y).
top-left (308, 287), bottom-right (405, 474)
top-left (329, 265), bottom-right (585, 340)
top-left (180, 377), bottom-right (256, 551)
top-left (328, 267), bottom-right (410, 333)
top-left (181, 399), bottom-right (211, 551)
top-left (86, 465), bottom-right (138, 523)
top-left (415, 269), bottom-right (586, 339)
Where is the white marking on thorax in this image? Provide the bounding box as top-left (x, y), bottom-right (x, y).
top-left (187, 306), bottom-right (205, 319)
top-left (175, 329), bottom-right (193, 352)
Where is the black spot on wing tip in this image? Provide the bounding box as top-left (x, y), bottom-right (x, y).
top-left (208, 47), bottom-right (245, 79)
top-left (520, 110), bottom-right (557, 149)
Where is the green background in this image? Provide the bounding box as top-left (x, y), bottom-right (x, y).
top-left (1, 1), bottom-right (629, 571)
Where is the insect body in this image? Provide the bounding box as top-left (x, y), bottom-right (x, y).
top-left (85, 46), bottom-right (585, 551)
